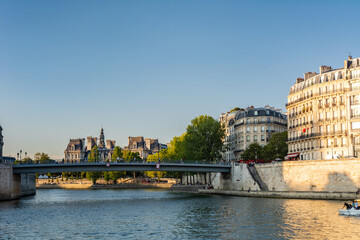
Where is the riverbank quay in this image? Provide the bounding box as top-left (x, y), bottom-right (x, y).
top-left (168, 184), bottom-right (210, 193)
top-left (198, 189), bottom-right (359, 200)
top-left (36, 182), bottom-right (173, 190)
top-left (90, 183), bottom-right (172, 189)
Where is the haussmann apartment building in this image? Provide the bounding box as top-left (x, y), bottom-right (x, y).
top-left (286, 56), bottom-right (360, 160)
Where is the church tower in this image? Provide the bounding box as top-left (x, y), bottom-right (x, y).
top-left (99, 128), bottom-right (105, 149)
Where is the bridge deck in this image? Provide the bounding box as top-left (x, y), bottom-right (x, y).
top-left (12, 162), bottom-right (232, 174)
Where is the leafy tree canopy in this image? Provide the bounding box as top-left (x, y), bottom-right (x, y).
top-left (263, 131), bottom-right (288, 161)
top-left (34, 153), bottom-right (50, 162)
top-left (122, 150), bottom-right (141, 161)
top-left (241, 143), bottom-right (264, 160)
top-left (183, 115), bottom-right (225, 161)
top-left (111, 146), bottom-right (122, 161)
top-left (88, 146), bottom-right (99, 163)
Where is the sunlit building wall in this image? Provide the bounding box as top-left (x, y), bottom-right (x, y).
top-left (286, 56), bottom-right (360, 160)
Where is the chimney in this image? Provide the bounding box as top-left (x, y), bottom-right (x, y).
top-left (319, 66), bottom-right (332, 74)
top-left (296, 78), bottom-right (304, 83)
top-left (303, 72), bottom-right (317, 80)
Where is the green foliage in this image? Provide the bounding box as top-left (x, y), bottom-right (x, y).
top-left (145, 150), bottom-right (169, 180)
top-left (122, 150), bottom-right (141, 162)
top-left (104, 172), bottom-right (110, 183)
top-left (86, 171), bottom-right (102, 184)
top-left (111, 146), bottom-right (122, 161)
top-left (34, 152), bottom-right (51, 163)
top-left (88, 146), bottom-right (99, 163)
top-left (108, 171), bottom-right (126, 184)
top-left (263, 131), bottom-right (288, 161)
top-left (241, 132), bottom-right (288, 161)
top-left (183, 115), bottom-right (225, 161)
top-left (241, 143), bottom-right (264, 160)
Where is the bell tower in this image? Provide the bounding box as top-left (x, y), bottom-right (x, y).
top-left (99, 128), bottom-right (105, 149)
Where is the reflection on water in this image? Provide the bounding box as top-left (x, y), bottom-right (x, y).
top-left (0, 189), bottom-right (360, 239)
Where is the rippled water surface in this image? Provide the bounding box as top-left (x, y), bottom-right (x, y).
top-left (1, 189), bottom-right (360, 239)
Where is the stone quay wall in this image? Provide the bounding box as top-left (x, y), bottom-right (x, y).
top-left (0, 165), bottom-right (35, 201)
top-left (210, 159), bottom-right (360, 196)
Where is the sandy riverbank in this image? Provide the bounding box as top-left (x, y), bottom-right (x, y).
top-left (36, 178), bottom-right (174, 190)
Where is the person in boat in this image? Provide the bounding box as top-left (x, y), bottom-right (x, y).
top-left (355, 200), bottom-right (359, 209)
top-left (344, 202), bottom-right (352, 210)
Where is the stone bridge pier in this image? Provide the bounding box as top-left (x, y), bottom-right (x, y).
top-left (0, 165), bottom-right (36, 201)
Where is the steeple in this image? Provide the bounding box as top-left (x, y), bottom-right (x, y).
top-left (99, 128), bottom-right (105, 148)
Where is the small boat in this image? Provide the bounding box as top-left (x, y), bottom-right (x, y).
top-left (339, 199), bottom-right (360, 216)
top-left (338, 209), bottom-right (360, 216)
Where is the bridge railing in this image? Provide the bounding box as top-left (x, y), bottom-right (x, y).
top-left (12, 159), bottom-right (232, 166)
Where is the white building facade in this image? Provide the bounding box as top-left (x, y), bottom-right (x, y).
top-left (286, 56), bottom-right (360, 160)
top-left (220, 106), bottom-right (287, 161)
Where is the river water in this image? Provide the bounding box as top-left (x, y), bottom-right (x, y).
top-left (0, 189), bottom-right (360, 239)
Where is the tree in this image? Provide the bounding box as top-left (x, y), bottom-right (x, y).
top-left (86, 146), bottom-right (102, 184)
top-left (145, 150), bottom-right (168, 181)
top-left (241, 143), bottom-right (264, 160)
top-left (88, 146), bottom-right (99, 163)
top-left (111, 146), bottom-right (122, 162)
top-left (122, 150), bottom-right (141, 162)
top-left (263, 131), bottom-right (288, 161)
top-left (109, 171), bottom-right (126, 184)
top-left (34, 152), bottom-right (51, 163)
top-left (183, 115), bottom-right (225, 161)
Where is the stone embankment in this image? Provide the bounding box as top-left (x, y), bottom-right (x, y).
top-left (199, 189), bottom-right (359, 200)
top-left (169, 184), bottom-right (210, 193)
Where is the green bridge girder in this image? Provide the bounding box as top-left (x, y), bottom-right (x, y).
top-left (12, 162), bottom-right (232, 174)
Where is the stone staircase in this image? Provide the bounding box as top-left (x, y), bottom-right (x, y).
top-left (247, 164), bottom-right (269, 191)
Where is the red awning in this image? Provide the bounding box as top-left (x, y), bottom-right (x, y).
top-left (285, 153), bottom-right (299, 159)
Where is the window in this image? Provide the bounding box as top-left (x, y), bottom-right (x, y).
top-left (246, 136), bottom-right (250, 142)
top-left (268, 126), bottom-right (271, 132)
top-left (261, 135), bottom-right (265, 141)
top-left (246, 119), bottom-right (250, 124)
top-left (266, 110), bottom-right (270, 115)
top-left (254, 118), bottom-right (258, 124)
top-left (267, 117), bottom-right (270, 123)
top-left (254, 127), bottom-right (258, 132)
top-left (246, 127), bottom-right (250, 133)
top-left (254, 135), bottom-right (257, 141)
top-left (254, 111), bottom-right (258, 116)
top-left (261, 126), bottom-right (265, 132)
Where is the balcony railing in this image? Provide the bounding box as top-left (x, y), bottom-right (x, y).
top-left (286, 88), bottom-right (349, 107)
top-left (287, 131), bottom-right (347, 142)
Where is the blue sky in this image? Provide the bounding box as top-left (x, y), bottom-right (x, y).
top-left (1, 0), bottom-right (359, 159)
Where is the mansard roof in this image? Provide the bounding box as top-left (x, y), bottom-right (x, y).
top-left (235, 107), bottom-right (286, 120)
top-left (65, 138), bottom-right (85, 151)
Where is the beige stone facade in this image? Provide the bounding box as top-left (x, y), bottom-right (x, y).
top-left (123, 136), bottom-right (164, 159)
top-left (64, 128), bottom-right (115, 162)
top-left (220, 106), bottom-right (287, 161)
top-left (286, 56), bottom-right (360, 160)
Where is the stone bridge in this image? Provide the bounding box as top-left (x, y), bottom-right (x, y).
top-left (1, 162), bottom-right (231, 201)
